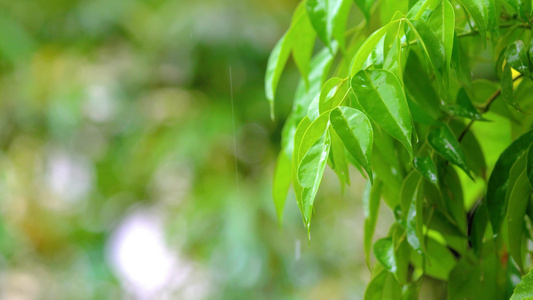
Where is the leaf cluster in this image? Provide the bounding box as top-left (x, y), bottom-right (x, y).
top-left (267, 0), bottom-right (533, 298)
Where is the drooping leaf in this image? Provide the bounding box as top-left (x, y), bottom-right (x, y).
top-left (413, 155), bottom-right (438, 184)
top-left (351, 69), bottom-right (413, 158)
top-left (298, 130), bottom-right (332, 226)
top-left (318, 77), bottom-right (345, 113)
top-left (329, 128), bottom-right (351, 188)
top-left (330, 106), bottom-right (373, 179)
top-left (505, 40), bottom-right (530, 76)
top-left (502, 62), bottom-right (521, 111)
top-left (445, 88), bottom-right (487, 121)
top-left (400, 172), bottom-right (425, 254)
top-left (511, 267), bottom-right (533, 300)
top-left (373, 237), bottom-right (397, 273)
top-left (427, 124), bottom-right (471, 178)
top-left (411, 237), bottom-right (457, 280)
top-left (507, 169), bottom-right (530, 273)
top-left (363, 180), bottom-right (382, 267)
top-left (527, 145), bottom-right (533, 189)
top-left (350, 21), bottom-right (401, 75)
top-left (273, 152), bottom-right (291, 227)
top-left (487, 130), bottom-right (533, 234)
top-left (306, 0), bottom-right (349, 49)
top-left (429, 0), bottom-right (455, 74)
top-left (291, 3), bottom-right (316, 84)
top-left (457, 0), bottom-right (490, 44)
top-left (354, 0), bottom-right (374, 22)
top-left (265, 34), bottom-right (292, 119)
top-left (364, 269), bottom-right (402, 300)
top-left (405, 19), bottom-right (446, 87)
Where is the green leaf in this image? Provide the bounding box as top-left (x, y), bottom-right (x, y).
top-left (511, 268), bottom-right (533, 300)
top-left (527, 145), bottom-right (533, 189)
top-left (306, 0), bottom-right (349, 49)
top-left (318, 77), bottom-right (345, 114)
top-left (400, 172), bottom-right (425, 254)
top-left (329, 128), bottom-right (351, 188)
top-left (291, 3), bottom-right (316, 84)
top-left (273, 152), bottom-right (291, 227)
top-left (507, 169), bottom-right (530, 272)
top-left (428, 124), bottom-right (471, 178)
top-left (411, 238), bottom-right (457, 280)
top-left (445, 88), bottom-right (487, 121)
top-left (363, 180), bottom-right (382, 268)
top-left (298, 111), bottom-right (331, 162)
top-left (354, 0), bottom-right (374, 22)
top-left (429, 0), bottom-right (455, 74)
top-left (413, 155), bottom-right (438, 184)
top-left (487, 130), bottom-right (533, 234)
top-left (351, 69), bottom-right (413, 158)
top-left (265, 33), bottom-right (292, 119)
top-left (373, 237), bottom-right (397, 273)
top-left (350, 21), bottom-right (401, 75)
top-left (457, 0), bottom-right (489, 44)
top-left (297, 129), bottom-right (332, 225)
top-left (364, 269), bottom-right (402, 300)
top-left (405, 19), bottom-right (446, 88)
top-left (330, 106), bottom-right (373, 180)
top-left (506, 40), bottom-right (530, 76)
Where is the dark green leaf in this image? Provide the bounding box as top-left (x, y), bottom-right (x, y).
top-left (373, 237), bottom-right (397, 273)
top-left (400, 172), bottom-right (425, 254)
top-left (351, 69), bottom-right (413, 158)
top-left (506, 40), bottom-right (530, 76)
top-left (363, 180), bottom-right (382, 267)
top-left (511, 267), bottom-right (533, 300)
top-left (330, 106), bottom-right (373, 179)
top-left (507, 169), bottom-right (530, 272)
top-left (429, 0), bottom-right (455, 73)
top-left (406, 19), bottom-right (446, 87)
top-left (445, 88), bottom-right (487, 121)
top-left (413, 155), bottom-right (438, 184)
top-left (502, 62), bottom-right (521, 111)
top-left (527, 145), bottom-right (533, 189)
top-left (428, 124), bottom-right (471, 178)
top-left (411, 238), bottom-right (456, 280)
top-left (457, 0), bottom-right (489, 44)
top-left (487, 130), bottom-right (533, 234)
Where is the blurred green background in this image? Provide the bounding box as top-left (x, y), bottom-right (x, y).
top-left (0, 0), bottom-right (377, 299)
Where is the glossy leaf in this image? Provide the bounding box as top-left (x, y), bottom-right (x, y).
top-left (505, 40), bottom-right (530, 76)
top-left (400, 172), bottom-right (425, 254)
top-left (351, 69), bottom-right (413, 158)
top-left (457, 0), bottom-right (489, 44)
top-left (273, 152), bottom-right (291, 227)
top-left (265, 34), bottom-right (292, 119)
top-left (298, 130), bottom-right (332, 225)
top-left (445, 88), bottom-right (487, 121)
top-left (428, 124), bottom-right (471, 178)
top-left (306, 0), bottom-right (348, 49)
top-left (329, 128), bottom-right (351, 188)
top-left (413, 155), bottom-right (438, 184)
top-left (350, 21), bottom-right (400, 75)
top-left (330, 106), bottom-right (373, 179)
top-left (363, 180), bottom-right (382, 268)
top-left (502, 62), bottom-right (516, 112)
top-left (511, 268), bottom-right (533, 300)
top-left (373, 237), bottom-right (397, 273)
top-left (291, 3), bottom-right (316, 84)
top-left (527, 145), bottom-right (533, 189)
top-left (429, 0), bottom-right (455, 73)
top-left (405, 19), bottom-right (446, 86)
top-left (507, 169), bottom-right (530, 272)
top-left (487, 130), bottom-right (533, 234)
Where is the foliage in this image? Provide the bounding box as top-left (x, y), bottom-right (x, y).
top-left (267, 0), bottom-right (533, 298)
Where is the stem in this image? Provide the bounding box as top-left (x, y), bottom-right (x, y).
top-left (457, 74), bottom-right (523, 142)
